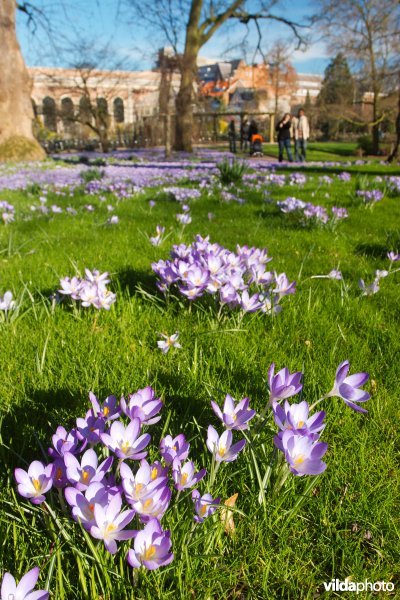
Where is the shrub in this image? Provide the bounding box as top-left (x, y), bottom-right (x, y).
top-left (217, 158), bottom-right (248, 185)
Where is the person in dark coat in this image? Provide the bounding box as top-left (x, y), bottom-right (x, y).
top-left (248, 120), bottom-right (258, 155)
top-left (228, 119), bottom-right (237, 153)
top-left (276, 113), bottom-right (293, 162)
top-left (240, 118), bottom-right (249, 151)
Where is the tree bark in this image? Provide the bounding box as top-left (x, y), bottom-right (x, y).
top-left (387, 88), bottom-right (400, 163)
top-left (173, 0), bottom-right (203, 152)
top-left (0, 0), bottom-right (45, 160)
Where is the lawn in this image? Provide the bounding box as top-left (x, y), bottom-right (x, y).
top-left (262, 141), bottom-right (363, 163)
top-left (0, 155), bottom-right (400, 599)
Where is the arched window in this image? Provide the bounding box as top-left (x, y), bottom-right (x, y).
top-left (113, 98), bottom-right (124, 124)
top-left (61, 97), bottom-right (74, 133)
top-left (43, 96), bottom-right (57, 131)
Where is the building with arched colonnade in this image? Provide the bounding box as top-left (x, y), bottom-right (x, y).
top-left (29, 67), bottom-right (181, 136)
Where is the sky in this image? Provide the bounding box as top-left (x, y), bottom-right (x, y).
top-left (17, 0), bottom-right (330, 75)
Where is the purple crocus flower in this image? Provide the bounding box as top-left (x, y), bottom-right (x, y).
top-left (159, 434), bottom-right (190, 466)
top-left (89, 392), bottom-right (120, 421)
top-left (273, 401), bottom-right (326, 450)
top-left (90, 492), bottom-right (136, 554)
top-left (120, 460), bottom-right (168, 504)
top-left (240, 290), bottom-right (263, 312)
top-left (387, 251), bottom-right (400, 263)
top-left (64, 482), bottom-right (112, 530)
top-left (64, 448), bottom-right (113, 490)
top-left (131, 484), bottom-right (172, 521)
top-left (328, 360), bottom-right (370, 413)
top-left (100, 419), bottom-right (151, 460)
top-left (1, 567), bottom-right (49, 600)
top-left (52, 457), bottom-right (68, 489)
top-left (211, 394), bottom-right (256, 431)
top-left (268, 363), bottom-right (303, 404)
top-left (0, 291), bottom-right (15, 311)
top-left (172, 459), bottom-right (206, 491)
top-left (48, 426), bottom-right (82, 458)
top-left (273, 273), bottom-right (296, 299)
top-left (280, 430), bottom-right (327, 476)
top-left (76, 411), bottom-right (106, 445)
top-left (120, 387), bottom-right (163, 425)
top-left (127, 518), bottom-right (174, 570)
top-left (192, 490), bottom-right (220, 523)
top-left (206, 426), bottom-right (246, 463)
top-left (15, 461), bottom-right (55, 504)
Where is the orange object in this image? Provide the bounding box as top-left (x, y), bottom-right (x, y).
top-left (251, 134), bottom-right (263, 143)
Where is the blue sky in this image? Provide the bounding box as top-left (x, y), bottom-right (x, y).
top-left (17, 0), bottom-right (329, 75)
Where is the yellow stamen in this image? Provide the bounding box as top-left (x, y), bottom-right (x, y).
top-left (121, 441), bottom-right (131, 455)
top-left (200, 505), bottom-right (207, 516)
top-left (180, 473), bottom-right (189, 486)
top-left (135, 483), bottom-right (144, 493)
top-left (151, 468), bottom-right (158, 480)
top-left (143, 498), bottom-right (153, 510)
top-left (144, 545), bottom-right (156, 560)
top-left (89, 503), bottom-right (95, 513)
top-left (297, 420), bottom-right (305, 428)
top-left (32, 478), bottom-right (41, 492)
top-left (82, 469), bottom-right (90, 483)
top-left (294, 455), bottom-right (305, 466)
top-left (219, 446), bottom-right (227, 458)
top-left (56, 468), bottom-right (63, 481)
top-left (103, 406), bottom-right (110, 417)
top-left (105, 523), bottom-right (116, 534)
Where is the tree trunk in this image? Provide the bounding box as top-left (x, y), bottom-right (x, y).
top-left (371, 91), bottom-right (380, 155)
top-left (0, 0), bottom-right (45, 160)
top-left (173, 0), bottom-right (203, 152)
top-left (174, 48), bottom-right (199, 152)
top-left (387, 89), bottom-right (400, 163)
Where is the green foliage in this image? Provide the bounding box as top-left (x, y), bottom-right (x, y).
top-left (79, 167), bottom-right (105, 183)
top-left (217, 158), bottom-right (248, 185)
top-left (317, 54), bottom-right (356, 139)
top-left (357, 135), bottom-right (374, 156)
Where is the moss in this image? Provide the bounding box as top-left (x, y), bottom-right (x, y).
top-left (0, 135), bottom-right (45, 162)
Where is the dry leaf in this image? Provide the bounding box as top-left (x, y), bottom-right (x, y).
top-left (220, 492), bottom-right (238, 535)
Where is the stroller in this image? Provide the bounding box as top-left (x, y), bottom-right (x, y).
top-left (250, 134), bottom-right (263, 157)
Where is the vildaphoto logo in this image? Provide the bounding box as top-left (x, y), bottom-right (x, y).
top-left (323, 579), bottom-right (395, 593)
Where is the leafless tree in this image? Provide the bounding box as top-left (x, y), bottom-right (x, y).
top-left (41, 42), bottom-right (133, 152)
top-left (267, 40), bottom-right (297, 115)
top-left (125, 0), bottom-right (309, 152)
top-left (317, 0), bottom-right (400, 154)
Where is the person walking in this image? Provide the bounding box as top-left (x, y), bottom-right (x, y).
top-left (248, 120), bottom-right (258, 155)
top-left (240, 118), bottom-right (249, 152)
top-left (228, 119), bottom-right (237, 153)
top-left (276, 113), bottom-right (293, 162)
top-left (295, 108), bottom-right (310, 162)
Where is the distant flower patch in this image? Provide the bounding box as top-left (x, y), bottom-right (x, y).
top-left (152, 235), bottom-right (295, 315)
top-left (58, 269), bottom-right (116, 310)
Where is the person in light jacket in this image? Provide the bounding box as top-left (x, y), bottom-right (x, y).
top-left (295, 108), bottom-right (310, 162)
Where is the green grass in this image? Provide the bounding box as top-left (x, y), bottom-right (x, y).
top-left (1, 163), bottom-right (400, 599)
top-left (262, 141), bottom-right (364, 162)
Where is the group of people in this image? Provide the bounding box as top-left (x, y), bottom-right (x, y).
top-left (228, 118), bottom-right (260, 154)
top-left (275, 108), bottom-right (310, 162)
top-left (227, 108), bottom-right (310, 162)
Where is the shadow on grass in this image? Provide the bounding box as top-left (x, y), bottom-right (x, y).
top-left (354, 242), bottom-right (389, 259)
top-left (115, 267), bottom-right (156, 296)
top-left (0, 388), bottom-right (83, 470)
